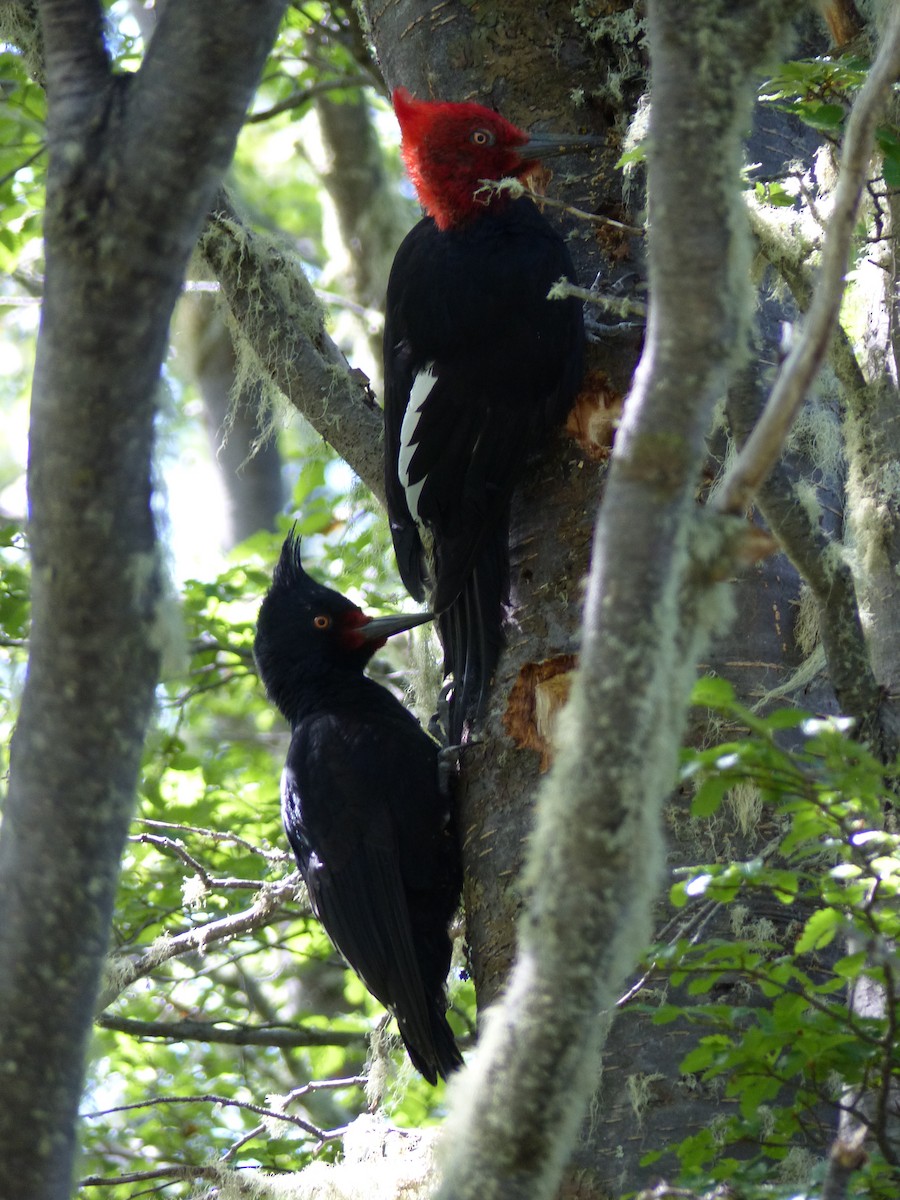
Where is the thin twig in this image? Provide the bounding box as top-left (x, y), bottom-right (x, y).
top-left (0, 144), bottom-right (45, 189)
top-left (0, 296), bottom-right (41, 308)
top-left (78, 1165), bottom-right (212, 1190)
top-left (96, 1013), bottom-right (366, 1050)
top-left (521, 185), bottom-right (645, 233)
top-left (247, 74), bottom-right (372, 123)
top-left (219, 1077), bottom-right (365, 1159)
top-left (130, 833), bottom-right (263, 890)
top-left (95, 877), bottom-right (304, 1010)
top-left (80, 1091), bottom-right (329, 1140)
top-left (715, 7), bottom-right (900, 515)
top-left (549, 279), bottom-right (648, 318)
top-left (476, 177), bottom-right (645, 233)
top-left (134, 817), bottom-right (287, 861)
top-left (616, 898), bottom-right (719, 1007)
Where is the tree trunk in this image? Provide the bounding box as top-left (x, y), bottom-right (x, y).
top-left (179, 291), bottom-right (285, 548)
top-left (0, 3), bottom-right (286, 1195)
top-left (313, 87), bottom-right (414, 382)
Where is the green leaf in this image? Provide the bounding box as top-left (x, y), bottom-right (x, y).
top-left (755, 178), bottom-right (797, 207)
top-left (691, 676), bottom-right (735, 708)
top-left (795, 907), bottom-right (842, 954)
top-left (882, 151), bottom-right (900, 189)
top-left (760, 707), bottom-right (810, 731)
top-left (680, 1036), bottom-right (732, 1075)
top-left (830, 862), bottom-right (862, 880)
top-left (767, 868), bottom-right (800, 903)
top-left (616, 142), bottom-right (647, 169)
top-left (794, 100), bottom-right (846, 131)
top-left (690, 776), bottom-right (731, 818)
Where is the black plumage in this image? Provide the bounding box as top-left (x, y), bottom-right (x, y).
top-left (254, 533), bottom-right (463, 1083)
top-left (384, 196), bottom-right (585, 741)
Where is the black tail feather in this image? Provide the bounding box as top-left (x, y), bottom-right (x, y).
top-left (438, 529), bottom-right (508, 744)
top-left (398, 1003), bottom-right (464, 1085)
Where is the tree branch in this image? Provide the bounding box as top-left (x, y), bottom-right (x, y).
top-left (135, 817), bottom-right (287, 861)
top-left (78, 1164), bottom-right (214, 1191)
top-left (96, 877), bottom-right (303, 1011)
top-left (725, 365), bottom-right (895, 757)
top-left (716, 5), bottom-right (900, 514)
top-left (200, 192), bottom-right (386, 502)
top-left (82, 1090), bottom-right (332, 1142)
top-left (746, 196), bottom-right (873, 426)
top-left (129, 831), bottom-right (289, 890)
top-left (37, 0), bottom-right (108, 105)
top-left (248, 74), bottom-right (373, 122)
top-left (96, 1013), bottom-right (366, 1050)
top-left (821, 1128), bottom-right (868, 1200)
top-left (125, 1), bottom-right (285, 239)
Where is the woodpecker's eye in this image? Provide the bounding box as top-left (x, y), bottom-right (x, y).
top-left (313, 615), bottom-right (331, 630)
top-left (470, 128), bottom-right (494, 147)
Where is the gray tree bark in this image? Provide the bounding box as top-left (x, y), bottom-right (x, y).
top-left (0, 2), bottom-right (285, 1196)
top-left (199, 190), bottom-right (385, 502)
top-left (432, 5), bottom-right (797, 1198)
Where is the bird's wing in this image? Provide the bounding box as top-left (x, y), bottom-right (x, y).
top-left (397, 371), bottom-right (523, 612)
top-left (383, 318), bottom-right (428, 601)
top-left (383, 203), bottom-right (584, 612)
top-left (282, 710), bottom-right (446, 1059)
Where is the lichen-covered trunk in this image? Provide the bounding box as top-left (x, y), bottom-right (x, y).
top-left (0, 4), bottom-right (286, 1195)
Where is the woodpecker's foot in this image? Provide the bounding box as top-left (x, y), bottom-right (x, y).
top-left (593, 269), bottom-right (642, 297)
top-left (584, 269), bottom-right (647, 339)
top-left (587, 315), bottom-right (645, 338)
top-left (437, 745), bottom-right (463, 797)
top-left (428, 680), bottom-right (457, 746)
top-left (428, 706), bottom-right (449, 747)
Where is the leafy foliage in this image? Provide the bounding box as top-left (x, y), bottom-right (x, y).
top-left (643, 680), bottom-right (900, 1199)
top-left (0, 484), bottom-right (462, 1190)
top-left (0, 47), bottom-right (45, 273)
top-left (759, 57), bottom-right (868, 134)
top-left (0, 518), bottom-right (29, 786)
top-left (759, 55), bottom-right (900, 188)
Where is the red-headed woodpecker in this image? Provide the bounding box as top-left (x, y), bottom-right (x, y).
top-left (384, 88), bottom-right (588, 741)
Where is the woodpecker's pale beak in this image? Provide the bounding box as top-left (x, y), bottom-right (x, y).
top-left (358, 610), bottom-right (435, 642)
top-left (520, 130), bottom-right (602, 160)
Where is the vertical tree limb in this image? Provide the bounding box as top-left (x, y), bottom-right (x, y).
top-left (726, 366), bottom-right (897, 757)
top-left (0, 3), bottom-right (286, 1196)
top-left (434, 5), bottom-right (794, 1200)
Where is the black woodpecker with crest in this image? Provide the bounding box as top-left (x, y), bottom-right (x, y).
top-left (254, 531), bottom-right (463, 1084)
top-left (383, 88), bottom-right (589, 743)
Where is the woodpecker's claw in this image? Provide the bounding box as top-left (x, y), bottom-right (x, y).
top-left (437, 745), bottom-right (463, 799)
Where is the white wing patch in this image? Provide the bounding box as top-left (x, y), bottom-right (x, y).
top-left (398, 364), bottom-right (438, 522)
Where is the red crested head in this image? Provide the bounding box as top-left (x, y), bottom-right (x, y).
top-left (393, 87), bottom-right (538, 231)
